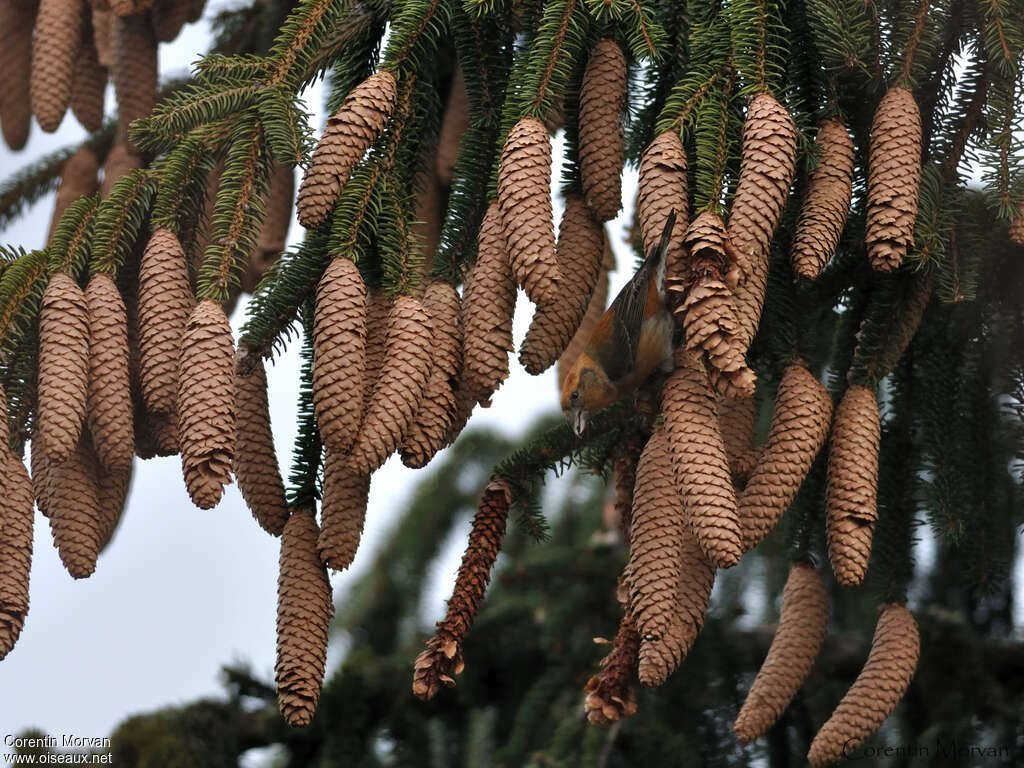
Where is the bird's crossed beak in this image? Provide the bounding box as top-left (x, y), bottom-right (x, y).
top-left (567, 408), bottom-right (588, 437)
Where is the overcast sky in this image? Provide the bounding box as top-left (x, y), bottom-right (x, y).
top-left (0, 13), bottom-right (643, 748)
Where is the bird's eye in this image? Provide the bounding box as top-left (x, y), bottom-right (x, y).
top-left (570, 390), bottom-right (579, 403)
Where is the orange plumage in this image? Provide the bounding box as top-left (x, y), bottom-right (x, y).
top-left (560, 213), bottom-right (677, 435)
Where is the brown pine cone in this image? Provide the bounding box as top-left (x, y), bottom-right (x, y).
top-left (674, 212), bottom-right (755, 397)
top-left (139, 228), bottom-right (194, 417)
top-left (48, 433), bottom-right (103, 579)
top-left (556, 255), bottom-right (609, 389)
top-left (584, 607), bottom-right (640, 726)
top-left (109, 0), bottom-right (154, 15)
top-left (436, 66), bottom-right (468, 187)
top-left (0, 0), bottom-right (34, 150)
top-left (808, 604), bottom-right (919, 766)
top-left (85, 273), bottom-right (135, 473)
top-left (662, 350), bottom-right (742, 568)
top-left (235, 355), bottom-right (288, 536)
top-left (350, 296), bottom-right (432, 475)
top-left (111, 12), bottom-right (157, 147)
top-left (276, 509), bottom-right (334, 727)
top-left (92, 8), bottom-right (113, 68)
top-left (311, 257), bottom-right (365, 454)
top-left (0, 450), bottom-right (35, 660)
top-left (729, 93), bottom-right (798, 349)
top-left (866, 87), bottom-right (921, 273)
top-left (31, 0), bottom-right (85, 132)
top-left (497, 117), bottom-right (562, 305)
top-left (243, 164), bottom-right (294, 293)
top-left (70, 23), bottom-right (107, 133)
top-left (719, 393), bottom-right (757, 483)
top-left (297, 70), bottom-right (398, 229)
top-left (628, 428), bottom-right (714, 685)
top-left (96, 461), bottom-right (131, 552)
top-left (637, 130), bottom-right (688, 301)
top-left (38, 273), bottom-right (90, 463)
top-left (31, 436), bottom-right (54, 517)
top-left (48, 146), bottom-right (100, 243)
top-left (177, 300), bottom-right (235, 509)
top-left (519, 194), bottom-right (604, 374)
top-left (400, 282), bottom-right (462, 468)
top-left (362, 289), bottom-right (390, 405)
top-left (151, 0), bottom-right (190, 42)
top-left (413, 479), bottom-right (510, 700)
top-left (826, 385), bottom-right (881, 586)
top-left (734, 561), bottom-right (829, 743)
top-left (579, 39), bottom-right (627, 221)
top-left (738, 363), bottom-right (832, 552)
top-left (317, 449), bottom-right (370, 571)
top-left (461, 201), bottom-right (516, 406)
top-left (1010, 200), bottom-right (1024, 246)
top-left (791, 119), bottom-right (854, 280)
top-left (100, 141), bottom-right (143, 198)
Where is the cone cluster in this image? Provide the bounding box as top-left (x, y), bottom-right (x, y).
top-left (497, 117), bottom-right (561, 305)
top-left (729, 93), bottom-right (798, 348)
top-left (177, 300), bottom-right (235, 510)
top-left (519, 194), bottom-right (604, 374)
top-left (866, 87), bottom-right (921, 272)
top-left (312, 257), bottom-right (366, 454)
top-left (461, 201), bottom-right (516, 406)
top-left (734, 561), bottom-right (829, 743)
top-left (235, 355), bottom-right (289, 536)
top-left (637, 131), bottom-right (689, 299)
top-left (38, 273), bottom-right (90, 463)
top-left (791, 119), bottom-right (855, 279)
top-left (662, 350), bottom-right (742, 568)
top-left (826, 385), bottom-right (881, 586)
top-left (297, 70), bottom-right (398, 228)
top-left (674, 212), bottom-right (755, 397)
top-left (579, 39), bottom-right (626, 222)
top-left (276, 509), bottom-right (334, 727)
top-left (808, 603), bottom-right (919, 766)
top-left (317, 450), bottom-right (370, 571)
top-left (739, 363), bottom-right (832, 552)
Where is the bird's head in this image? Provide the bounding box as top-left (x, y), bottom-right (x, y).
top-left (560, 353), bottom-right (618, 436)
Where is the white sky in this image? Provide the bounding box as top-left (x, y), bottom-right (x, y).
top-left (0, 13), bottom-right (643, 744)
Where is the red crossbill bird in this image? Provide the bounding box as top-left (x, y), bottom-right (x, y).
top-left (560, 211), bottom-right (677, 436)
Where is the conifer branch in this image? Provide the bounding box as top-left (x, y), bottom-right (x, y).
top-left (0, 250), bottom-right (48, 364)
top-left (899, 0), bottom-right (933, 87)
top-left (89, 172), bottom-right (158, 277)
top-left (48, 197), bottom-right (100, 278)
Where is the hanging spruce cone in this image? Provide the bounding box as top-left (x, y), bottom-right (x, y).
top-left (461, 202), bottom-right (516, 406)
top-left (276, 509), bottom-right (334, 727)
top-left (866, 87), bottom-right (921, 273)
top-left (826, 385), bottom-right (881, 586)
top-left (92, 8), bottom-right (113, 68)
top-left (317, 450), bottom-right (370, 571)
top-left (719, 393), bottom-right (757, 483)
top-left (48, 433), bottom-right (103, 579)
top-left (111, 12), bottom-right (157, 145)
top-left (96, 461), bottom-right (131, 552)
top-left (151, 0), bottom-right (191, 42)
top-left (610, 431), bottom-right (643, 540)
top-left (730, 93), bottom-right (798, 349)
top-left (808, 604), bottom-right (920, 766)
top-left (31, 0), bottom-right (85, 132)
top-left (85, 273), bottom-right (135, 473)
top-left (637, 130), bottom-right (688, 302)
top-left (1010, 201), bottom-right (1024, 246)
top-left (400, 282), bottom-right (462, 468)
top-left (234, 355), bottom-right (288, 537)
top-left (48, 146), bottom-right (100, 242)
top-left (584, 607), bottom-right (640, 726)
top-left (0, 0), bottom-right (34, 150)
top-left (178, 300), bottom-right (235, 510)
top-left (662, 350), bottom-right (742, 568)
top-left (243, 164), bottom-right (294, 293)
top-left (361, 289), bottom-right (390, 401)
top-left (413, 478), bottom-right (510, 700)
top-left (497, 117), bottom-right (561, 305)
top-left (738, 363), bottom-right (832, 552)
top-left (38, 273), bottom-right (90, 463)
top-left (734, 561), bottom-right (829, 743)
top-left (70, 25), bottom-right (107, 133)
top-left (350, 296), bottom-right (432, 475)
top-left (109, 0), bottom-right (155, 16)
top-left (31, 437), bottom-right (54, 517)
top-left (297, 70), bottom-right (398, 228)
top-left (519, 194), bottom-right (604, 374)
top-left (436, 66), bottom-right (468, 187)
top-left (100, 142), bottom-right (143, 198)
top-left (556, 256), bottom-right (609, 388)
top-left (0, 450), bottom-right (34, 660)
top-left (628, 428), bottom-right (715, 686)
top-left (674, 212), bottom-right (755, 397)
top-left (579, 39), bottom-right (627, 222)
top-left (139, 228), bottom-right (194, 417)
top-left (791, 119), bottom-right (855, 280)
top-left (312, 257), bottom-right (365, 454)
